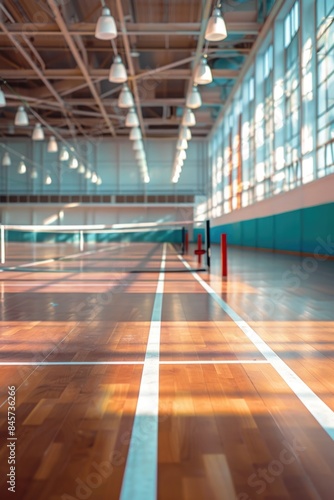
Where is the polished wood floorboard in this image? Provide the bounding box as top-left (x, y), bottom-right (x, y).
top-left (0, 242), bottom-right (333, 499)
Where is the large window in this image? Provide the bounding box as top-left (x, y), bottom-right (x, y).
top-left (317, 2), bottom-right (334, 177)
top-left (209, 0), bottom-right (334, 220)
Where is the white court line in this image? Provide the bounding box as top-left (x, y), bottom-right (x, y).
top-left (178, 254), bottom-right (334, 441)
top-left (120, 244), bottom-right (166, 500)
top-left (0, 359), bottom-right (269, 367)
top-left (10, 258), bottom-right (56, 270)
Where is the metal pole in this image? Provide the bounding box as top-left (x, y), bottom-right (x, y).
top-left (206, 219), bottom-right (211, 268)
top-left (181, 226), bottom-right (186, 255)
top-left (221, 233), bottom-right (227, 277)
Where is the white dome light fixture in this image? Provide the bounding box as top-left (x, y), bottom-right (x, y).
top-left (69, 157), bottom-right (79, 169)
top-left (178, 149), bottom-right (187, 160)
top-left (133, 140), bottom-right (144, 151)
top-left (135, 150), bottom-right (145, 160)
top-left (125, 108), bottom-right (139, 127)
top-left (47, 136), bottom-right (58, 153)
top-left (2, 152), bottom-right (11, 166)
top-left (15, 106), bottom-right (29, 126)
top-left (78, 164), bottom-right (86, 174)
top-left (45, 173), bottom-right (52, 185)
top-left (118, 83), bottom-right (134, 108)
top-left (205, 6), bottom-right (228, 42)
top-left (18, 161), bottom-right (27, 174)
top-left (0, 88), bottom-right (6, 107)
top-left (95, 6), bottom-right (117, 40)
top-left (182, 108), bottom-right (196, 127)
top-left (194, 56), bottom-right (213, 85)
top-left (30, 168), bottom-right (38, 179)
top-left (85, 170), bottom-right (92, 179)
top-left (59, 147), bottom-right (69, 161)
top-left (186, 85), bottom-right (202, 109)
top-left (176, 139), bottom-right (188, 150)
top-left (32, 123), bottom-right (45, 141)
top-left (109, 55), bottom-right (127, 83)
top-left (91, 172), bottom-right (98, 184)
top-left (129, 126), bottom-right (142, 140)
top-left (180, 127), bottom-right (192, 141)
top-left (96, 176), bottom-right (102, 186)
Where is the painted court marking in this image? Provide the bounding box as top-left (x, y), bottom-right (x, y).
top-left (178, 254), bottom-right (334, 441)
top-left (0, 359), bottom-right (269, 366)
top-left (119, 244), bottom-right (166, 500)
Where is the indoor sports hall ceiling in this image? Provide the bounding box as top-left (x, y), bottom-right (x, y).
top-left (0, 0), bottom-right (276, 139)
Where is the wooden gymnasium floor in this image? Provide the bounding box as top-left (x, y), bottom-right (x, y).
top-left (0, 241), bottom-right (334, 500)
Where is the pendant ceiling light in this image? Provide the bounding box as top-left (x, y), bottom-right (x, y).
top-left (2, 152), bottom-right (11, 166)
top-left (129, 127), bottom-right (142, 140)
top-left (182, 109), bottom-right (196, 127)
top-left (179, 127), bottom-right (192, 141)
top-left (85, 170), bottom-right (92, 179)
top-left (0, 88), bottom-right (6, 107)
top-left (143, 174), bottom-right (150, 184)
top-left (96, 176), bottom-right (102, 186)
top-left (47, 136), bottom-right (58, 152)
top-left (178, 149), bottom-right (187, 160)
top-left (18, 161), bottom-right (26, 174)
top-left (91, 172), bottom-right (98, 184)
top-left (30, 168), bottom-right (38, 179)
top-left (45, 173), bottom-right (52, 185)
top-left (135, 150), bottom-right (145, 160)
top-left (125, 108), bottom-right (139, 127)
top-left (69, 157), bottom-right (79, 169)
top-left (176, 139), bottom-right (188, 150)
top-left (32, 123), bottom-right (44, 141)
top-left (78, 163), bottom-right (86, 174)
top-left (133, 140), bottom-right (144, 151)
top-left (59, 147), bottom-right (69, 161)
top-left (109, 55), bottom-right (127, 83)
top-left (118, 84), bottom-right (134, 108)
top-left (15, 106), bottom-right (29, 126)
top-left (186, 86), bottom-right (202, 109)
top-left (194, 57), bottom-right (213, 85)
top-left (95, 6), bottom-right (117, 40)
top-left (205, 6), bottom-right (227, 42)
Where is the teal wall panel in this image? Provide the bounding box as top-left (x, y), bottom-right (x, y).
top-left (241, 219), bottom-right (257, 247)
top-left (211, 202), bottom-right (334, 254)
top-left (257, 215), bottom-right (275, 249)
top-left (274, 210), bottom-right (301, 252)
top-left (302, 203), bottom-right (334, 254)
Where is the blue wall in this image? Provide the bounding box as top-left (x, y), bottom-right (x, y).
top-left (206, 202), bottom-right (334, 255)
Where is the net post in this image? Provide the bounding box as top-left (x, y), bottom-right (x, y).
top-left (185, 230), bottom-right (189, 253)
top-left (181, 226), bottom-right (186, 255)
top-left (206, 219), bottom-right (211, 268)
top-left (79, 230), bottom-right (84, 252)
top-left (0, 225), bottom-right (5, 264)
top-left (221, 233), bottom-right (227, 277)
